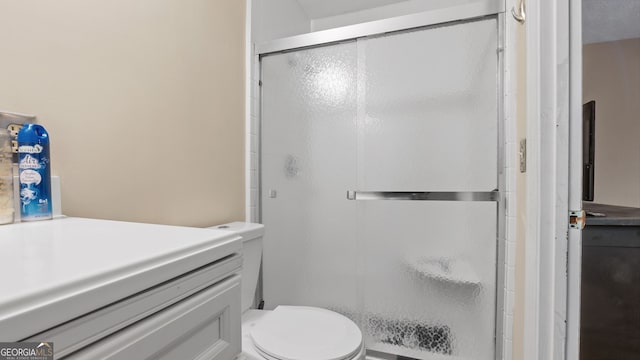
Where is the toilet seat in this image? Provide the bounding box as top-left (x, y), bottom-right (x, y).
top-left (250, 306), bottom-right (363, 360)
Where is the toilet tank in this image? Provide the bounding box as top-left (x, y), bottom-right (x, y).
top-left (212, 222), bottom-right (264, 313)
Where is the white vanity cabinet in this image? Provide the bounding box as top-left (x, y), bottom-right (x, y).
top-left (0, 218), bottom-right (243, 360)
top-left (58, 274), bottom-right (241, 360)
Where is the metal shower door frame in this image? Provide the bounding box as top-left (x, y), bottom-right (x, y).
top-left (256, 8), bottom-right (507, 360)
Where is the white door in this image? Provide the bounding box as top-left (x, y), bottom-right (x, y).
top-left (524, 0), bottom-right (583, 359)
top-left (567, 0), bottom-right (584, 357)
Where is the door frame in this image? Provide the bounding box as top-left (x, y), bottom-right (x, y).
top-left (523, 0), bottom-right (582, 359)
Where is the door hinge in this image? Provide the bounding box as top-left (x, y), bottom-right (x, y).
top-left (569, 210), bottom-right (586, 230)
top-left (519, 139), bottom-right (526, 173)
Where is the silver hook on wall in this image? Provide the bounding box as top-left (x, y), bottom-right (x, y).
top-left (512, 0), bottom-right (526, 24)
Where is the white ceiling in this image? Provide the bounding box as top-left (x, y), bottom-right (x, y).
top-left (295, 0), bottom-right (409, 19)
top-left (583, 0), bottom-right (640, 44)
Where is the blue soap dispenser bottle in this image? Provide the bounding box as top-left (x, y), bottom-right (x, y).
top-left (17, 124), bottom-right (52, 221)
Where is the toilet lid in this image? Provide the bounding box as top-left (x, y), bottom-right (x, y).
top-left (250, 306), bottom-right (363, 360)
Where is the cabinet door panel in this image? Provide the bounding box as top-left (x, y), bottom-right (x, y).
top-left (28, 256), bottom-right (241, 359)
top-left (64, 276), bottom-right (241, 360)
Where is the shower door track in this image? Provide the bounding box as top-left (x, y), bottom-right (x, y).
top-left (256, 7), bottom-right (508, 360)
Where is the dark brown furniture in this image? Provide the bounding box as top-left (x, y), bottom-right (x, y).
top-left (581, 203), bottom-right (640, 360)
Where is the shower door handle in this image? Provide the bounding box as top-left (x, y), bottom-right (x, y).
top-left (346, 190), bottom-right (500, 202)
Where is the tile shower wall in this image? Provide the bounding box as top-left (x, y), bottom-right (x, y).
top-left (501, 5), bottom-right (522, 358)
top-left (248, 55), bottom-right (261, 223)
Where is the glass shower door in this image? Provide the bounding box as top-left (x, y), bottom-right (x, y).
top-left (261, 42), bottom-right (360, 314)
top-left (260, 16), bottom-right (501, 360)
top-left (354, 18), bottom-right (499, 359)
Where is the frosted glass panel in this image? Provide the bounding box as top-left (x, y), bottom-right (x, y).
top-left (261, 43), bottom-right (359, 312)
top-left (356, 19), bottom-right (499, 359)
top-left (358, 19), bottom-right (499, 191)
top-left (358, 202), bottom-right (497, 359)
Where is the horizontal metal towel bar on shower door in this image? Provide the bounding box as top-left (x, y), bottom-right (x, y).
top-left (346, 190), bottom-right (500, 201)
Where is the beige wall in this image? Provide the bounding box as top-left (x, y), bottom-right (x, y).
top-left (0, 0), bottom-right (246, 227)
top-left (583, 38), bottom-right (640, 207)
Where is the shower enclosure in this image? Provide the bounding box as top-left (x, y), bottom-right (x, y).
top-left (259, 14), bottom-right (504, 360)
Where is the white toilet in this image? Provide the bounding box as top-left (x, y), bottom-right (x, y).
top-left (215, 222), bottom-right (365, 360)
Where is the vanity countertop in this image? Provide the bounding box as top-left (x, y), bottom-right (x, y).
top-left (0, 217), bottom-right (240, 340)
